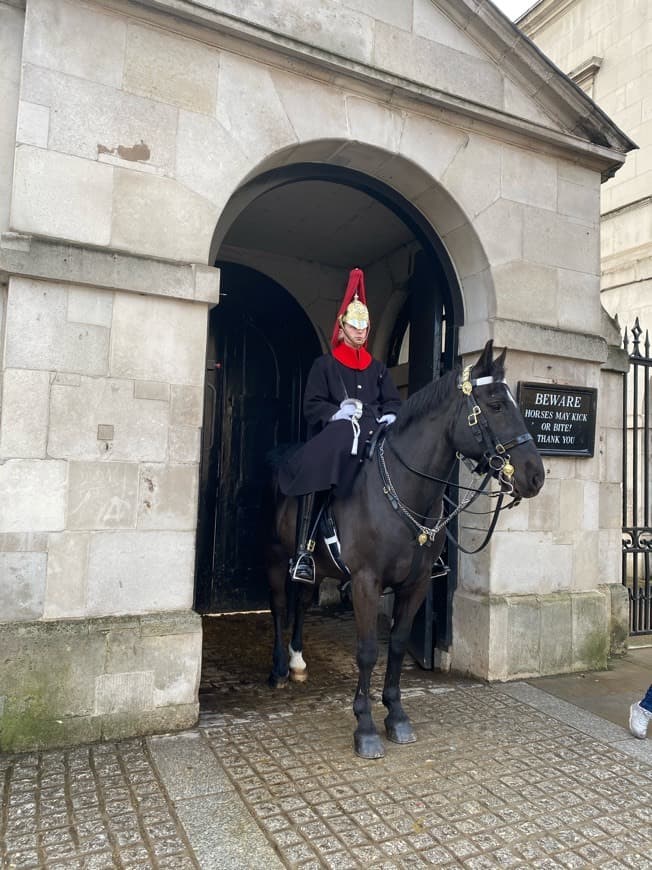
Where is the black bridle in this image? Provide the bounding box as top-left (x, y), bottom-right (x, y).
top-left (377, 366), bottom-right (534, 555)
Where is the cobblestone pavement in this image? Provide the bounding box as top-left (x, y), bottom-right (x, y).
top-left (2, 609), bottom-right (652, 869)
top-left (0, 740), bottom-right (199, 870)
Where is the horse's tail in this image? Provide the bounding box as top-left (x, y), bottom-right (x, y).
top-left (261, 444), bottom-right (297, 544)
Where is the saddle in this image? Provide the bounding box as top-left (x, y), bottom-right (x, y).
top-left (312, 498), bottom-right (450, 596)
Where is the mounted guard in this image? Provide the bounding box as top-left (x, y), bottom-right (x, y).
top-left (278, 267), bottom-right (402, 583)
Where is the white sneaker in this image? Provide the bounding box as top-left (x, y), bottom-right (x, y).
top-left (629, 702), bottom-right (652, 739)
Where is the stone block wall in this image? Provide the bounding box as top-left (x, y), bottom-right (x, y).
top-left (0, 275), bottom-right (207, 749)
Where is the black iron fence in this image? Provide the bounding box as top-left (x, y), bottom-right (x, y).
top-left (622, 318), bottom-right (652, 634)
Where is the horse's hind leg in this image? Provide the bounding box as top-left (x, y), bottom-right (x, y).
top-left (382, 578), bottom-right (430, 744)
top-left (351, 574), bottom-right (384, 759)
top-left (288, 584), bottom-right (312, 682)
top-left (268, 550), bottom-right (290, 689)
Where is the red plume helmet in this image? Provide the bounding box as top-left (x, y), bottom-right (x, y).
top-left (330, 268), bottom-right (370, 349)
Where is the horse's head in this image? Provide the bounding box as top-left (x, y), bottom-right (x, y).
top-left (451, 341), bottom-right (545, 499)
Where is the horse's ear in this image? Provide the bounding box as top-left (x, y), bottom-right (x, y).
top-left (472, 340), bottom-right (494, 377)
top-left (492, 346), bottom-right (507, 380)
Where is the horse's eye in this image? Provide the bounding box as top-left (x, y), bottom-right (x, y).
top-left (487, 402), bottom-right (502, 412)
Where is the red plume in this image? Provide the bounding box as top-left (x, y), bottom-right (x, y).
top-left (330, 268), bottom-right (367, 349)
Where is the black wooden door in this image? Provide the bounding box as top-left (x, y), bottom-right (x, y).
top-left (388, 252), bottom-right (458, 669)
top-left (195, 264), bottom-right (320, 612)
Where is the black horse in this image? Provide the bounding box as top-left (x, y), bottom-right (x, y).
top-left (265, 341), bottom-right (545, 758)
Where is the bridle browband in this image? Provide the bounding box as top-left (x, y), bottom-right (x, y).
top-left (377, 365), bottom-right (534, 554)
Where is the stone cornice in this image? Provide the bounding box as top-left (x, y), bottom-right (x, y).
top-left (111, 0), bottom-right (633, 180)
top-left (0, 233), bottom-right (220, 305)
top-left (517, 0), bottom-right (578, 37)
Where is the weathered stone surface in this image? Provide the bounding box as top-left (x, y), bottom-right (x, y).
top-left (444, 134), bottom-right (503, 219)
top-left (137, 464), bottom-right (199, 531)
top-left (0, 368), bottom-right (50, 458)
top-left (0, 552), bottom-right (46, 621)
top-left (540, 594), bottom-right (573, 674)
top-left (400, 116), bottom-right (467, 190)
top-left (21, 64), bottom-right (178, 175)
top-left (176, 109), bottom-right (250, 206)
top-left (414, 0), bottom-right (484, 57)
top-left (15, 99), bottom-right (49, 148)
top-left (571, 591), bottom-right (609, 670)
top-left (473, 198), bottom-right (524, 267)
top-left (492, 261), bottom-right (558, 327)
top-left (0, 612), bottom-right (201, 751)
top-left (68, 461), bottom-right (139, 530)
top-left (0, 3), bottom-right (23, 235)
top-left (23, 0), bottom-right (126, 88)
top-left (133, 380), bottom-right (169, 402)
top-left (44, 531), bottom-right (90, 618)
top-left (0, 460), bottom-right (66, 533)
top-left (94, 671), bottom-right (155, 715)
top-left (270, 70), bottom-right (349, 143)
top-left (216, 52), bottom-right (297, 165)
top-left (373, 21), bottom-right (504, 109)
top-left (111, 168), bottom-right (217, 263)
top-left (192, 264), bottom-right (220, 305)
top-left (124, 23), bottom-right (219, 113)
top-left (11, 146), bottom-right (113, 246)
top-left (501, 144), bottom-right (557, 211)
top-left (601, 581), bottom-right (629, 655)
top-left (65, 289), bottom-right (112, 335)
top-left (86, 531), bottom-right (195, 615)
top-left (169, 427), bottom-right (201, 464)
top-left (506, 596), bottom-right (540, 677)
top-left (213, 0), bottom-right (374, 64)
top-left (48, 376), bottom-right (168, 462)
top-left (5, 277), bottom-right (109, 375)
top-left (0, 236), bottom-right (211, 302)
top-left (346, 96), bottom-right (403, 154)
top-left (523, 205), bottom-right (599, 273)
top-left (490, 531), bottom-right (573, 595)
top-left (110, 292), bottom-right (207, 387)
top-left (106, 631), bottom-right (201, 707)
top-left (0, 533), bottom-right (48, 552)
top-left (170, 385), bottom-right (203, 427)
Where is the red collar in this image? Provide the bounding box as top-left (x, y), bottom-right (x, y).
top-left (332, 342), bottom-right (373, 370)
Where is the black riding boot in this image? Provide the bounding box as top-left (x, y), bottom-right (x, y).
top-left (291, 492), bottom-right (317, 584)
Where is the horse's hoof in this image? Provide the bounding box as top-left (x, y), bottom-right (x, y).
top-left (289, 667), bottom-right (308, 683)
top-left (354, 733), bottom-right (385, 759)
top-left (268, 672), bottom-right (289, 689)
top-left (385, 718), bottom-right (417, 744)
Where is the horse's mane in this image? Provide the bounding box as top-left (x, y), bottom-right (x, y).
top-left (392, 366), bottom-right (460, 434)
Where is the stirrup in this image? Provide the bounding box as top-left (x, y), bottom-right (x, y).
top-left (431, 558), bottom-right (450, 578)
top-left (291, 552), bottom-right (316, 585)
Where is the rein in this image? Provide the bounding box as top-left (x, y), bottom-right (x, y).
top-left (377, 365), bottom-right (533, 555)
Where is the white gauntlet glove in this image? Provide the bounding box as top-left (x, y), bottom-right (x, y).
top-left (330, 398), bottom-right (363, 422)
top-left (377, 413), bottom-right (396, 426)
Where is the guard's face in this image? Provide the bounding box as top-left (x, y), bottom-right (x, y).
top-left (341, 323), bottom-right (368, 349)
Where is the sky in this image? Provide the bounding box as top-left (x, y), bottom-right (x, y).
top-left (491, 0), bottom-right (537, 21)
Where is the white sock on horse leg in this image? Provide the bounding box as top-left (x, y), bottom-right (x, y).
top-left (288, 644), bottom-right (307, 673)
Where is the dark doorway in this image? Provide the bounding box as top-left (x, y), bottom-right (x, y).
top-left (195, 264), bottom-right (320, 612)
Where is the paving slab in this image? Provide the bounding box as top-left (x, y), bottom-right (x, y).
top-left (1, 610), bottom-right (652, 869)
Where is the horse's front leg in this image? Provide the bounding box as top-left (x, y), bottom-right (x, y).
top-left (382, 572), bottom-right (431, 744)
top-left (351, 573), bottom-right (384, 759)
top-left (268, 548), bottom-right (290, 689)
